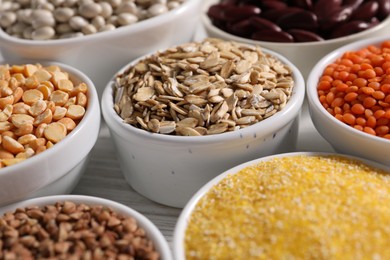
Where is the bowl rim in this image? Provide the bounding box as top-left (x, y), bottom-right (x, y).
top-left (0, 60), bottom-right (101, 176)
top-left (0, 0), bottom-right (198, 46)
top-left (0, 194), bottom-right (172, 260)
top-left (201, 0), bottom-right (390, 47)
top-left (172, 151), bottom-right (390, 259)
top-left (306, 35), bottom-right (390, 144)
top-left (101, 42), bottom-right (305, 144)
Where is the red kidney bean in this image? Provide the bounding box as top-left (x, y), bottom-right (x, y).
top-left (290, 0), bottom-right (313, 10)
top-left (314, 0), bottom-right (342, 18)
top-left (228, 19), bottom-right (254, 37)
top-left (223, 5), bottom-right (261, 22)
top-left (277, 10), bottom-right (318, 31)
top-left (207, 0), bottom-right (390, 43)
top-left (207, 4), bottom-right (226, 21)
top-left (351, 1), bottom-right (379, 21)
top-left (252, 30), bottom-right (294, 42)
top-left (260, 0), bottom-right (287, 10)
top-left (377, 0), bottom-right (390, 19)
top-left (330, 20), bottom-right (370, 38)
top-left (250, 16), bottom-right (281, 32)
top-left (262, 7), bottom-right (303, 22)
top-left (369, 17), bottom-right (381, 26)
top-left (343, 0), bottom-right (365, 10)
top-left (220, 0), bottom-right (238, 4)
top-left (320, 6), bottom-right (354, 30)
top-left (288, 29), bottom-right (323, 42)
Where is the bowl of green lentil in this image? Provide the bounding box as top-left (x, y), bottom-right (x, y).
top-left (173, 152), bottom-right (390, 259)
top-left (0, 0), bottom-right (202, 97)
top-left (306, 36), bottom-right (390, 167)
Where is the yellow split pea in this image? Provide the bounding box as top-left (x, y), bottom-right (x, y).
top-left (185, 155), bottom-right (390, 259)
top-left (0, 63), bottom-right (88, 168)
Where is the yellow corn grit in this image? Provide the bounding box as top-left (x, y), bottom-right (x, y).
top-left (184, 155), bottom-right (390, 259)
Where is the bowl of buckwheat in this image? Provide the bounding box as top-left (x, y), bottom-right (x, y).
top-left (0, 195), bottom-right (172, 259)
top-left (202, 0), bottom-right (390, 79)
top-left (101, 38), bottom-right (305, 208)
top-left (0, 0), bottom-right (202, 97)
top-left (0, 61), bottom-right (100, 206)
top-left (174, 152), bottom-right (390, 259)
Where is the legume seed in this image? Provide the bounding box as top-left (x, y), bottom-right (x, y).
top-left (79, 2), bottom-right (103, 19)
top-left (31, 26), bottom-right (55, 40)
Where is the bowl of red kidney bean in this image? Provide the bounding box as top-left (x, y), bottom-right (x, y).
top-left (202, 0), bottom-right (390, 78)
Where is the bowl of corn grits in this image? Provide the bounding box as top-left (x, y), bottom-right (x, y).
top-left (101, 38), bottom-right (305, 208)
top-left (173, 152), bottom-right (390, 259)
top-left (307, 36), bottom-right (390, 167)
top-left (0, 61), bottom-right (100, 206)
top-left (0, 0), bottom-right (202, 98)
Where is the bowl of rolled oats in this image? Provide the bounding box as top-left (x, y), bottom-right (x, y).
top-left (0, 0), bottom-right (202, 97)
top-left (0, 61), bottom-right (100, 206)
top-left (174, 152), bottom-right (390, 259)
top-left (101, 38), bottom-right (305, 208)
top-left (0, 195), bottom-right (172, 259)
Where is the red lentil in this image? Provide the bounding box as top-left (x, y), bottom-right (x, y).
top-left (317, 41), bottom-right (390, 139)
top-left (184, 155), bottom-right (390, 259)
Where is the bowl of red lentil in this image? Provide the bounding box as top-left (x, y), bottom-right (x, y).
top-left (307, 36), bottom-right (390, 167)
top-left (101, 38), bottom-right (305, 208)
top-left (0, 194), bottom-right (172, 259)
top-left (0, 0), bottom-right (202, 98)
top-left (202, 0), bottom-right (390, 79)
top-left (173, 152), bottom-right (390, 259)
top-left (0, 61), bottom-right (100, 206)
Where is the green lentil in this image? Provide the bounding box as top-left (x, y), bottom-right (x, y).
top-left (185, 155), bottom-right (390, 259)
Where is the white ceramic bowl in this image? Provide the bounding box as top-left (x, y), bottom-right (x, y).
top-left (307, 36), bottom-right (390, 167)
top-left (0, 61), bottom-right (101, 206)
top-left (101, 46), bottom-right (305, 208)
top-left (202, 0), bottom-right (390, 79)
top-left (0, 0), bottom-right (202, 98)
top-left (173, 152), bottom-right (390, 259)
top-left (0, 194), bottom-right (172, 260)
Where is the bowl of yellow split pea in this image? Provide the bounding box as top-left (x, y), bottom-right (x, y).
top-left (0, 61), bottom-right (100, 206)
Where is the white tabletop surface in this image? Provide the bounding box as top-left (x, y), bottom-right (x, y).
top-left (0, 24), bottom-right (336, 249)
